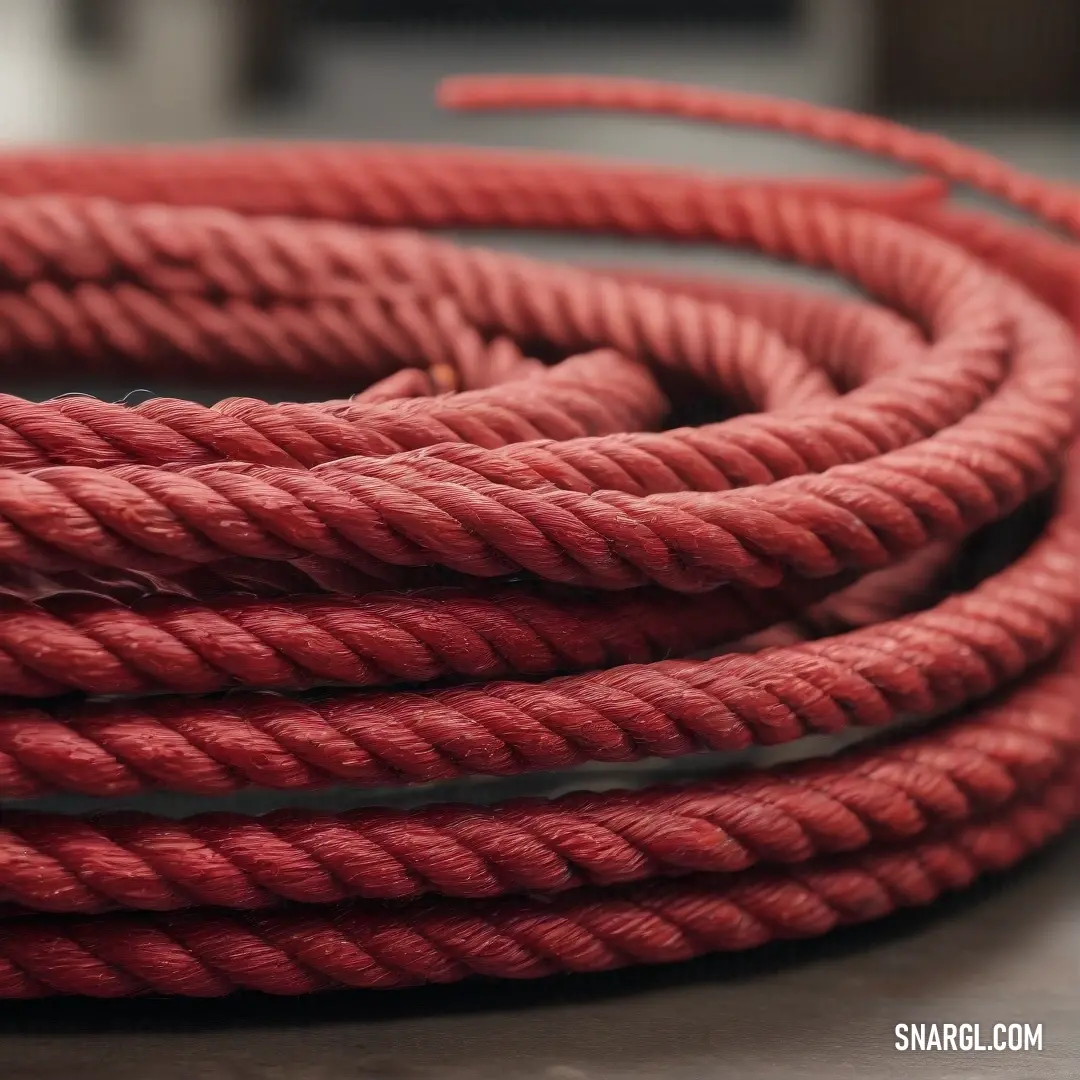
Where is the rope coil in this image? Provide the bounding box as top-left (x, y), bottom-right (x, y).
top-left (0, 75), bottom-right (1078, 997)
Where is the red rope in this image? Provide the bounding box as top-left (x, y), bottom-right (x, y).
top-left (0, 75), bottom-right (1079, 997)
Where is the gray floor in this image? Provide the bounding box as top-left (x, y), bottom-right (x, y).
top-left (1, 6), bottom-right (1079, 1079)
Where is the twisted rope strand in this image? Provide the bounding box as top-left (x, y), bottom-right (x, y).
top-left (439, 77), bottom-right (1080, 230)
top-left (0, 75), bottom-right (1078, 997)
top-left (0, 144), bottom-right (948, 229)
top-left (0, 348), bottom-right (666, 469)
top-left (0, 577), bottom-right (833, 697)
top-left (0, 209), bottom-right (1072, 586)
top-left (0, 770), bottom-right (1075, 997)
top-left (0, 508), bottom-right (1075, 798)
top-left (2, 663), bottom-right (1077, 913)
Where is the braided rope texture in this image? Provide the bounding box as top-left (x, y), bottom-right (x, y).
top-left (0, 75), bottom-right (1079, 997)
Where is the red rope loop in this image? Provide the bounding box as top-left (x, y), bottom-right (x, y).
top-left (0, 75), bottom-right (1078, 997)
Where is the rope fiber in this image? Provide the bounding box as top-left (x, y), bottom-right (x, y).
top-left (0, 75), bottom-right (1079, 997)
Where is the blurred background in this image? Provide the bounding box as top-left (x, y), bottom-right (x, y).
top-left (1, 0), bottom-right (1077, 179)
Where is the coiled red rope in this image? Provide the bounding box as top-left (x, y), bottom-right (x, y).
top-left (0, 75), bottom-right (1079, 998)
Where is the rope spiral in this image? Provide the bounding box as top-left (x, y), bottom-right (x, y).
top-left (0, 74), bottom-right (1079, 997)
